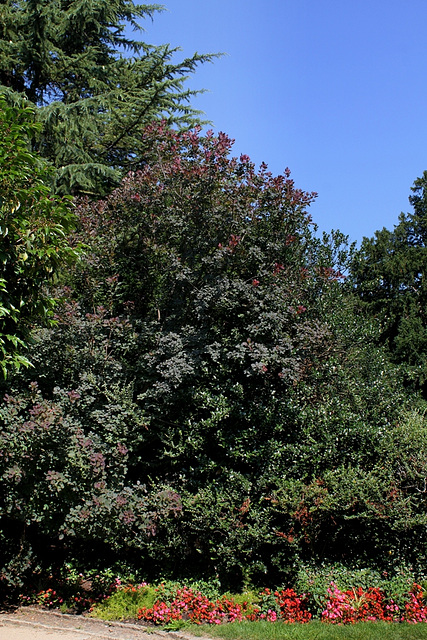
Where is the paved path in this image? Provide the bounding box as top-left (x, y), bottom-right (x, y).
top-left (0, 608), bottom-right (204, 640)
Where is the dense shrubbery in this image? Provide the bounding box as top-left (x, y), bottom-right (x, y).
top-left (1, 124), bottom-right (426, 598)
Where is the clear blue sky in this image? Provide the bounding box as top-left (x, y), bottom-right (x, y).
top-left (138, 0), bottom-right (427, 244)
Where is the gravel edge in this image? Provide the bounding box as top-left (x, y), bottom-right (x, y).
top-left (0, 607), bottom-right (208, 640)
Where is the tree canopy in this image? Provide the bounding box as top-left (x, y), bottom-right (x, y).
top-left (0, 0), bottom-right (218, 195)
top-left (350, 173), bottom-right (427, 393)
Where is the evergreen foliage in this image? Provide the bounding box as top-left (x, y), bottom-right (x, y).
top-left (350, 174), bottom-right (427, 393)
top-left (0, 0), bottom-right (218, 195)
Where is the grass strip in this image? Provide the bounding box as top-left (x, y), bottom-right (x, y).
top-left (188, 620), bottom-right (427, 640)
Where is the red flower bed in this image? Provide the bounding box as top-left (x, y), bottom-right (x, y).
top-left (402, 584), bottom-right (427, 623)
top-left (21, 577), bottom-right (427, 625)
top-left (275, 588), bottom-right (312, 623)
top-left (321, 582), bottom-right (427, 624)
top-left (138, 586), bottom-right (254, 625)
top-left (138, 585), bottom-right (311, 625)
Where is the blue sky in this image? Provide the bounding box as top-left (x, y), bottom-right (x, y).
top-left (138, 0), bottom-right (427, 244)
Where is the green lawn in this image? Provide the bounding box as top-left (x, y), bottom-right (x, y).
top-left (189, 621), bottom-right (427, 640)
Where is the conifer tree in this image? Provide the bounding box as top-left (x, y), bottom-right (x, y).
top-left (350, 174), bottom-right (427, 393)
top-left (0, 0), bottom-right (217, 194)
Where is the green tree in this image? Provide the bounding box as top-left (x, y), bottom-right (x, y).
top-left (70, 129), bottom-right (396, 477)
top-left (0, 0), bottom-right (217, 195)
top-left (350, 174), bottom-right (427, 393)
top-left (73, 126), bottom-right (333, 482)
top-left (0, 99), bottom-right (79, 376)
